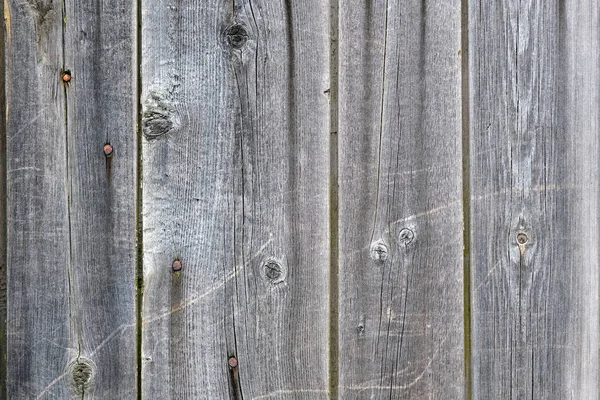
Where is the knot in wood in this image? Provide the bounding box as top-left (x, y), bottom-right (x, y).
top-left (370, 241), bottom-right (388, 262)
top-left (142, 87), bottom-right (180, 141)
top-left (67, 358), bottom-right (93, 395)
top-left (399, 228), bottom-right (414, 245)
top-left (262, 258), bottom-right (286, 284)
top-left (225, 24), bottom-right (248, 49)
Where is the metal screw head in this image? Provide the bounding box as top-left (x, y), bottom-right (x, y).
top-left (228, 356), bottom-right (238, 368)
top-left (103, 144), bottom-right (113, 156)
top-left (399, 228), bottom-right (414, 245)
top-left (172, 259), bottom-right (182, 271)
top-left (517, 232), bottom-right (528, 245)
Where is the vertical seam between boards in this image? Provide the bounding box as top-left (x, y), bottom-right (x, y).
top-left (61, 0), bottom-right (81, 361)
top-left (328, 0), bottom-right (339, 396)
top-left (461, 0), bottom-right (472, 398)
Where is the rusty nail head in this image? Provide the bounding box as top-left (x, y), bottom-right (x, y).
top-left (172, 259), bottom-right (182, 271)
top-left (228, 356), bottom-right (238, 368)
top-left (62, 72), bottom-right (71, 82)
top-left (103, 144), bottom-right (113, 156)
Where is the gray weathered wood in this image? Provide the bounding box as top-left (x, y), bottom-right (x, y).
top-left (469, 1), bottom-right (600, 398)
top-left (337, 0), bottom-right (465, 398)
top-left (62, 0), bottom-right (138, 397)
top-left (140, 0), bottom-right (330, 398)
top-left (0, 0), bottom-right (6, 398)
top-left (5, 0), bottom-right (137, 397)
top-left (6, 2), bottom-right (71, 397)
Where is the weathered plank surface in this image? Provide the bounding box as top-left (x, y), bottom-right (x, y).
top-left (5, 0), bottom-right (137, 397)
top-left (63, 0), bottom-right (138, 397)
top-left (140, 0), bottom-right (329, 398)
top-left (0, 0), bottom-right (6, 398)
top-left (469, 1), bottom-right (600, 398)
top-left (337, 0), bottom-right (465, 398)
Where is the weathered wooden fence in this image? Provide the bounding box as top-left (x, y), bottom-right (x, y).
top-left (1, 0), bottom-right (599, 398)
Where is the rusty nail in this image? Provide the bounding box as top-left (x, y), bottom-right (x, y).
top-left (172, 259), bottom-right (182, 271)
top-left (62, 71), bottom-right (71, 82)
top-left (228, 356), bottom-right (238, 368)
top-left (103, 144), bottom-right (113, 156)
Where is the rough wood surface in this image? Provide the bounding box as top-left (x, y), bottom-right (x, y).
top-left (337, 0), bottom-right (465, 398)
top-left (140, 0), bottom-right (330, 398)
top-left (5, 0), bottom-right (137, 397)
top-left (5, 0), bottom-right (600, 397)
top-left (0, 0), bottom-right (7, 398)
top-left (469, 1), bottom-right (600, 398)
top-left (63, 0), bottom-right (138, 397)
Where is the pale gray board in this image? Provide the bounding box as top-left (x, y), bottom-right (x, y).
top-left (0, 0), bottom-right (6, 397)
top-left (469, 1), bottom-right (599, 398)
top-left (5, 0), bottom-right (137, 398)
top-left (140, 0), bottom-right (330, 398)
top-left (337, 0), bottom-right (465, 398)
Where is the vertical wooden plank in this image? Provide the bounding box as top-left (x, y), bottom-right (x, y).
top-left (140, 0), bottom-right (329, 398)
top-left (469, 1), bottom-right (599, 398)
top-left (5, 1), bottom-right (70, 397)
top-left (63, 0), bottom-right (138, 397)
top-left (5, 0), bottom-right (137, 397)
top-left (337, 0), bottom-right (465, 398)
top-left (0, 0), bottom-right (7, 397)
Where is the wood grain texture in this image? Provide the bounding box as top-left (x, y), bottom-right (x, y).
top-left (337, 0), bottom-right (465, 398)
top-left (5, 0), bottom-right (137, 397)
top-left (6, 1), bottom-right (71, 397)
top-left (469, 1), bottom-right (600, 398)
top-left (0, 0), bottom-right (7, 397)
top-left (63, 0), bottom-right (138, 397)
top-left (140, 0), bottom-right (329, 398)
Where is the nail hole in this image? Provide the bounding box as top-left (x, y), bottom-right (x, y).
top-left (517, 232), bottom-right (528, 245)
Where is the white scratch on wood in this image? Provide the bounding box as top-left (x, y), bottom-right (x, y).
top-left (143, 263), bottom-right (247, 325)
top-left (7, 166), bottom-right (42, 174)
top-left (12, 108), bottom-right (50, 136)
top-left (344, 355), bottom-right (433, 392)
top-left (251, 388), bottom-right (329, 399)
top-left (88, 323), bottom-right (135, 357)
top-left (34, 371), bottom-right (70, 400)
